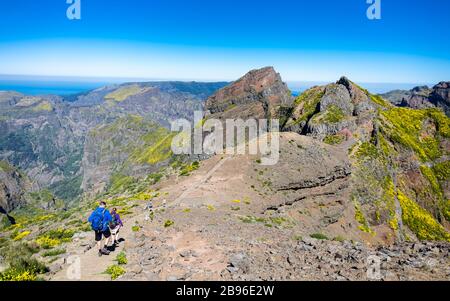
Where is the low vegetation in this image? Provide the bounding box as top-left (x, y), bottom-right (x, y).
top-left (42, 248), bottom-right (66, 257)
top-left (179, 161), bottom-right (200, 176)
top-left (115, 252), bottom-right (128, 265)
top-left (311, 105), bottom-right (346, 124)
top-left (323, 134), bottom-right (345, 145)
top-left (310, 233), bottom-right (328, 240)
top-left (290, 88), bottom-right (325, 125)
top-left (164, 220), bottom-right (174, 228)
top-left (398, 190), bottom-right (450, 241)
top-left (105, 265), bottom-right (126, 280)
top-left (0, 243), bottom-right (48, 281)
top-left (105, 85), bottom-right (145, 103)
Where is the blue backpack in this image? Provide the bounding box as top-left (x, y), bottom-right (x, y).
top-left (90, 208), bottom-right (106, 231)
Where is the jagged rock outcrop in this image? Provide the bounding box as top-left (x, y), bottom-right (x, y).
top-left (382, 82), bottom-right (450, 116)
top-left (381, 86), bottom-right (431, 107)
top-left (429, 81), bottom-right (450, 115)
top-left (285, 77), bottom-right (377, 139)
top-left (205, 67), bottom-right (293, 120)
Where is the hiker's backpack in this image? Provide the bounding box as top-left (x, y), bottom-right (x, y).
top-left (90, 209), bottom-right (106, 231)
top-left (109, 213), bottom-right (118, 228)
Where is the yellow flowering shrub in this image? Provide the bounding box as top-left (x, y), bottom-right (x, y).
top-left (105, 265), bottom-right (125, 280)
top-left (35, 214), bottom-right (55, 222)
top-left (13, 231), bottom-right (31, 241)
top-left (354, 202), bottom-right (374, 234)
top-left (389, 217), bottom-right (399, 231)
top-left (0, 269), bottom-right (37, 281)
top-left (36, 236), bottom-right (61, 249)
top-left (398, 190), bottom-right (450, 241)
top-left (130, 192), bottom-right (153, 201)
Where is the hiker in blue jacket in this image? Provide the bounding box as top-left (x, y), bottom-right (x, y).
top-left (88, 201), bottom-right (113, 256)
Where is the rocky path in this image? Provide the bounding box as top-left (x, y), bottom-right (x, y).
top-left (49, 155), bottom-right (232, 281)
top-left (50, 214), bottom-right (141, 281)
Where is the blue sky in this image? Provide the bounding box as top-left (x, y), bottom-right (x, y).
top-left (0, 0), bottom-right (449, 83)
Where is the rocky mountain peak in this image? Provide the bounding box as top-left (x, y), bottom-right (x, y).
top-left (283, 76), bottom-right (379, 139)
top-left (381, 81), bottom-right (450, 116)
top-left (205, 66), bottom-right (292, 120)
top-left (411, 85), bottom-right (430, 93)
top-left (430, 81), bottom-right (450, 114)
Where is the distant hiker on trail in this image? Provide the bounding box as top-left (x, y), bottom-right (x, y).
top-left (88, 201), bottom-right (113, 257)
top-left (110, 208), bottom-right (123, 246)
top-left (144, 201), bottom-right (153, 221)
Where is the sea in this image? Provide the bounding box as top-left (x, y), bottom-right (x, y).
top-left (0, 75), bottom-right (430, 97)
top-left (0, 77), bottom-right (113, 96)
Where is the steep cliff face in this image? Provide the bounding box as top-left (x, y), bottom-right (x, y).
top-left (429, 81), bottom-right (450, 115)
top-left (0, 93), bottom-right (85, 201)
top-left (81, 115), bottom-right (175, 195)
top-left (0, 161), bottom-right (29, 213)
top-left (205, 67), bottom-right (293, 120)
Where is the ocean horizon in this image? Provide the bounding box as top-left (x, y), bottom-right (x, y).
top-left (0, 75), bottom-right (433, 96)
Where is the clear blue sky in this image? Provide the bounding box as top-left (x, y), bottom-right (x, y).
top-left (0, 0), bottom-right (449, 83)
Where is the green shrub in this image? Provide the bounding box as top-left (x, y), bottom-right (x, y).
top-left (323, 134), bottom-right (345, 145)
top-left (433, 161), bottom-right (450, 181)
top-left (238, 215), bottom-right (292, 228)
top-left (179, 161), bottom-right (200, 176)
top-left (311, 105), bottom-right (346, 125)
top-left (164, 220), bottom-right (174, 228)
top-left (105, 265), bottom-right (126, 280)
top-left (0, 244), bottom-right (47, 281)
top-left (42, 249), bottom-right (66, 257)
top-left (0, 242), bottom-right (39, 262)
top-left (290, 88), bottom-right (324, 125)
top-left (310, 233), bottom-right (328, 240)
top-left (115, 252), bottom-right (127, 265)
